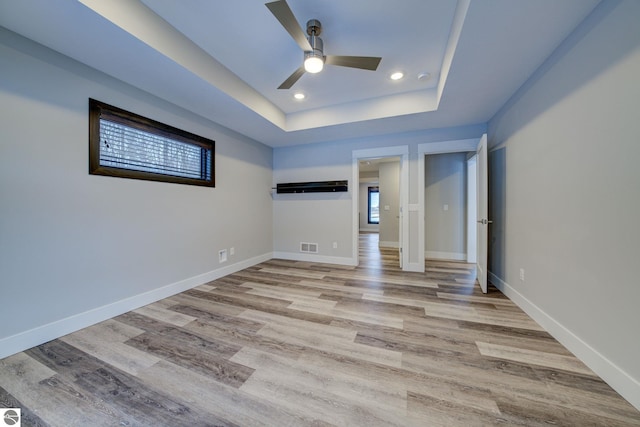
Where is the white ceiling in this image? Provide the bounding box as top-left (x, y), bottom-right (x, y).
top-left (0, 0), bottom-right (599, 148)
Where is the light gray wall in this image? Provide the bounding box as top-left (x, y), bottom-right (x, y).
top-left (424, 153), bottom-right (467, 259)
top-left (0, 29), bottom-right (273, 350)
top-left (272, 144), bottom-right (352, 261)
top-left (378, 161), bottom-right (400, 247)
top-left (359, 182), bottom-right (379, 232)
top-left (272, 125), bottom-right (486, 265)
top-left (488, 0), bottom-right (640, 406)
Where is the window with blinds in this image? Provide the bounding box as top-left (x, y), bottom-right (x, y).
top-left (89, 99), bottom-right (215, 187)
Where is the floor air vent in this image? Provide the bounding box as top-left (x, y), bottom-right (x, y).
top-left (300, 242), bottom-right (318, 253)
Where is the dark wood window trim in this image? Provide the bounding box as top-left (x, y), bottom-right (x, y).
top-left (89, 99), bottom-right (215, 187)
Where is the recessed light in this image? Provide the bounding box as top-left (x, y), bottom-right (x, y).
top-left (294, 92), bottom-right (305, 100)
top-left (390, 72), bottom-right (404, 81)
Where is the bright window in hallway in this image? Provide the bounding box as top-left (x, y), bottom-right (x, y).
top-left (368, 186), bottom-right (379, 224)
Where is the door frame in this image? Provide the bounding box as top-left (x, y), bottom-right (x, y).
top-left (352, 146), bottom-right (409, 269)
top-left (418, 138), bottom-right (480, 272)
top-left (466, 155), bottom-right (478, 263)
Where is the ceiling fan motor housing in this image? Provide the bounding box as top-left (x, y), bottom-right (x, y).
top-left (306, 19), bottom-right (322, 36)
top-left (305, 19), bottom-right (324, 60)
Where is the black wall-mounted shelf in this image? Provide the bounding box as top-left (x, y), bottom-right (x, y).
top-left (276, 180), bottom-right (348, 194)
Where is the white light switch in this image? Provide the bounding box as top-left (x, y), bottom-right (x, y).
top-left (444, 204), bottom-right (449, 211)
top-left (384, 205), bottom-right (390, 211)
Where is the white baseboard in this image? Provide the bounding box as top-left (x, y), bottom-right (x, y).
top-left (379, 241), bottom-right (399, 248)
top-left (425, 251), bottom-right (466, 261)
top-left (403, 262), bottom-right (424, 272)
top-left (489, 271), bottom-right (640, 411)
top-left (273, 251), bottom-right (357, 266)
top-left (0, 253), bottom-right (272, 360)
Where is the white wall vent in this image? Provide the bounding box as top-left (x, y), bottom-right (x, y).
top-left (300, 242), bottom-right (318, 253)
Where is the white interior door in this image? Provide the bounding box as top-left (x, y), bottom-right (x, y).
top-left (476, 134), bottom-right (489, 293)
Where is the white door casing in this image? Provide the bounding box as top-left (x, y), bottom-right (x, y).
top-left (417, 138), bottom-right (480, 273)
top-left (467, 155), bottom-right (477, 264)
top-left (352, 146), bottom-right (409, 269)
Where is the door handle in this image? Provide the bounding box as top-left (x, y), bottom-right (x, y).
top-left (477, 219), bottom-right (493, 225)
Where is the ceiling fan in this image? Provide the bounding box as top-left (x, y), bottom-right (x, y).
top-left (266, 0), bottom-right (382, 89)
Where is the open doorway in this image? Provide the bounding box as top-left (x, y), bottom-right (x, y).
top-left (423, 151), bottom-right (477, 263)
top-left (352, 147), bottom-right (408, 269)
top-left (358, 157), bottom-right (401, 247)
top-left (417, 138), bottom-right (480, 272)
top-left (358, 161), bottom-right (381, 233)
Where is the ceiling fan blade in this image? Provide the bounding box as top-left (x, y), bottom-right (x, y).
top-left (278, 66), bottom-right (306, 89)
top-left (325, 55), bottom-right (382, 71)
top-left (266, 0), bottom-right (312, 52)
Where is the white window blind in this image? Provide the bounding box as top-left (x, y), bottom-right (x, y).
top-left (100, 119), bottom-right (211, 180)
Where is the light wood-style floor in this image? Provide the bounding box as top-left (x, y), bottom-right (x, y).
top-left (1, 233), bottom-right (639, 426)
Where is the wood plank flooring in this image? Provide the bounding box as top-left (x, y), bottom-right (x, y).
top-left (1, 233), bottom-right (639, 426)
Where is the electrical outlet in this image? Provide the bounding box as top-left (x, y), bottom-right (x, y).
top-left (230, 247), bottom-right (235, 256)
top-left (332, 241), bottom-right (338, 249)
top-left (519, 268), bottom-right (525, 281)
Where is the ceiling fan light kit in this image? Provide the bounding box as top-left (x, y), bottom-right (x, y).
top-left (304, 54), bottom-right (324, 73)
top-left (266, 0), bottom-right (382, 89)
top-left (304, 55), bottom-right (323, 73)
